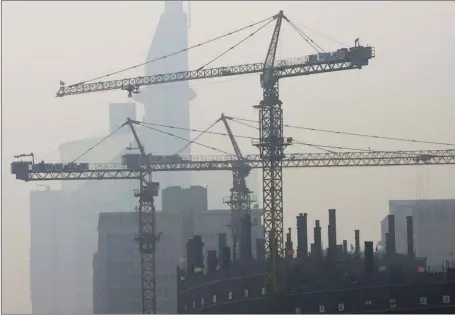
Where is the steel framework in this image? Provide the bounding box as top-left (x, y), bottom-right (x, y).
top-left (127, 119), bottom-right (159, 313)
top-left (12, 149), bottom-right (455, 182)
top-left (219, 114), bottom-right (257, 263)
top-left (57, 60), bottom-right (370, 98)
top-left (51, 9), bottom-right (378, 313)
top-left (253, 12), bottom-right (287, 301)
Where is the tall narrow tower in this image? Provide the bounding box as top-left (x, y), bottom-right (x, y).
top-left (135, 1), bottom-right (196, 192)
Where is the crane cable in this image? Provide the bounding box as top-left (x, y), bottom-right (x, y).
top-left (68, 115), bottom-right (454, 166)
top-left (67, 119), bottom-right (230, 166)
top-left (139, 120), bottom-right (253, 140)
top-left (222, 118), bottom-right (374, 152)
top-left (137, 122), bottom-right (233, 156)
top-left (138, 120), bottom-right (375, 153)
top-left (293, 22), bottom-right (348, 47)
top-left (285, 18), bottom-right (325, 54)
top-left (69, 15), bottom-right (276, 87)
top-left (196, 18), bottom-right (275, 71)
top-left (174, 119), bottom-right (220, 155)
top-left (229, 117), bottom-right (455, 147)
top-left (34, 129), bottom-right (118, 163)
top-left (223, 119), bottom-right (370, 153)
top-left (69, 124), bottom-right (126, 163)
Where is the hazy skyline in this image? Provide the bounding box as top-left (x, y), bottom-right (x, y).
top-left (3, 1), bottom-right (455, 313)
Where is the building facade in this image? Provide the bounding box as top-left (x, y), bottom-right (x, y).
top-left (29, 189), bottom-right (69, 314)
top-left (133, 0), bottom-right (195, 190)
top-left (381, 199), bottom-right (455, 266)
top-left (93, 185), bottom-right (264, 314)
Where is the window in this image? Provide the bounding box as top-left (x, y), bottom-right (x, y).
top-left (389, 299), bottom-right (396, 308)
top-left (212, 295), bottom-right (216, 303)
top-left (228, 292), bottom-right (233, 300)
top-left (244, 289), bottom-right (248, 298)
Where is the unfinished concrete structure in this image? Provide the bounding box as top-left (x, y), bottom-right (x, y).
top-left (93, 185), bottom-right (264, 314)
top-left (381, 199), bottom-right (455, 266)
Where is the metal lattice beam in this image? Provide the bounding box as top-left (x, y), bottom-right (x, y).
top-left (253, 84), bottom-right (288, 298)
top-left (56, 61), bottom-right (365, 97)
top-left (11, 149), bottom-right (455, 181)
top-left (133, 174), bottom-right (159, 313)
top-left (223, 165), bottom-right (256, 263)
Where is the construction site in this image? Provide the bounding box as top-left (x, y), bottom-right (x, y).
top-left (6, 2), bottom-right (455, 314)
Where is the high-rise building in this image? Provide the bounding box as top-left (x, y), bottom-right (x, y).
top-left (381, 199), bottom-right (455, 266)
top-left (93, 185), bottom-right (264, 314)
top-left (29, 188), bottom-right (69, 314)
top-left (134, 0), bottom-right (195, 191)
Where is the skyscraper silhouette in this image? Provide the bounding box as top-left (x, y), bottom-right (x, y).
top-left (135, 1), bottom-right (195, 191)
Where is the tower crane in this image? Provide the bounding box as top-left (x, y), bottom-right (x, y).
top-left (55, 10), bottom-right (375, 309)
top-left (11, 147), bottom-right (454, 310)
top-left (125, 118), bottom-right (161, 313)
top-left (219, 113), bottom-right (256, 264)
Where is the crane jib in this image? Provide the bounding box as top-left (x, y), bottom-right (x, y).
top-left (11, 149), bottom-right (455, 181)
top-left (56, 46), bottom-right (374, 97)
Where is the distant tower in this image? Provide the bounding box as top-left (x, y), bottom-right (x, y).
top-left (165, 1), bottom-right (183, 11)
top-left (134, 0), bottom-right (195, 193)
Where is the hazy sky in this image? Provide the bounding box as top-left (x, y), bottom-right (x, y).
top-left (2, 1), bottom-right (455, 313)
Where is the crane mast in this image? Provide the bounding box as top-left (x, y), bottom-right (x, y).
top-left (254, 11), bottom-right (288, 304)
top-left (220, 114), bottom-right (256, 264)
top-left (126, 119), bottom-right (160, 314)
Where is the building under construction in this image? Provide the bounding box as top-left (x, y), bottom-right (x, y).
top-left (93, 185), bottom-right (264, 313)
top-left (177, 209), bottom-right (455, 314)
top-left (381, 199), bottom-right (455, 267)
